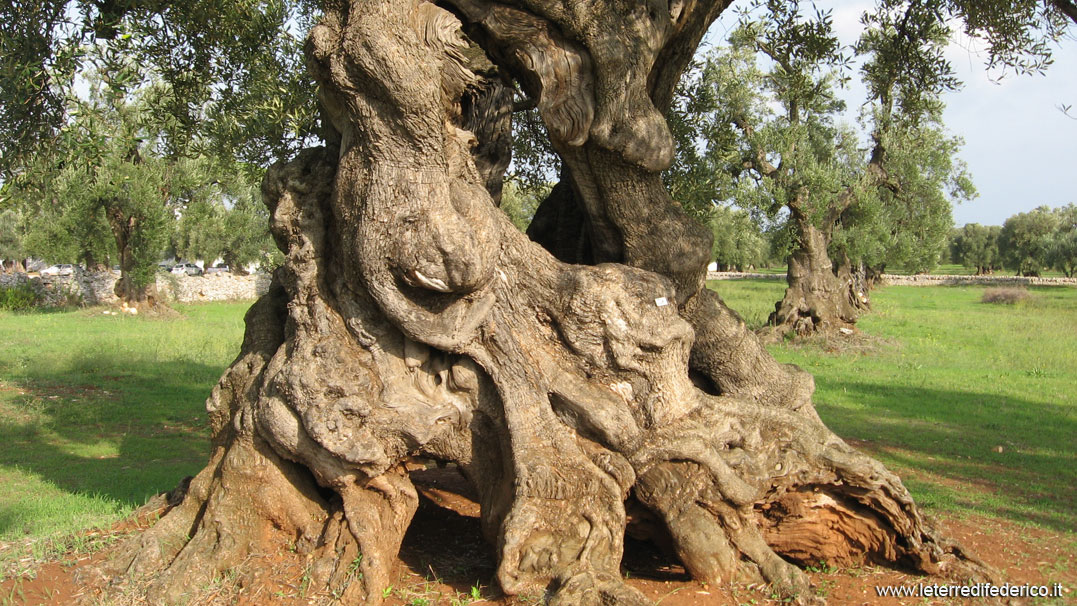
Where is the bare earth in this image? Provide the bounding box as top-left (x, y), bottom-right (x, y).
top-left (3, 467), bottom-right (1073, 606)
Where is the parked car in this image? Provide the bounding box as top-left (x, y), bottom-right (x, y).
top-left (170, 263), bottom-right (203, 276)
top-left (205, 264), bottom-right (231, 275)
top-left (40, 264), bottom-right (76, 277)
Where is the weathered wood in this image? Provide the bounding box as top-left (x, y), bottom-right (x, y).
top-left (93, 2), bottom-right (993, 604)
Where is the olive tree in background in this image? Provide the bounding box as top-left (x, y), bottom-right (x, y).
top-left (1047, 203), bottom-right (1077, 277)
top-left (0, 209), bottom-right (28, 273)
top-left (689, 1), bottom-right (974, 335)
top-left (5, 71), bottom-right (221, 310)
top-left (951, 223), bottom-right (1003, 275)
top-left (173, 170), bottom-right (275, 273)
top-left (14, 85), bottom-right (176, 308)
top-left (999, 206), bottom-right (1060, 277)
top-left (708, 206), bottom-right (770, 271)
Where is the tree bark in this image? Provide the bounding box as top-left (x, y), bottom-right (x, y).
top-left (769, 210), bottom-right (863, 336)
top-left (836, 253), bottom-right (871, 313)
top-left (92, 2), bottom-right (991, 604)
top-left (106, 208), bottom-right (162, 312)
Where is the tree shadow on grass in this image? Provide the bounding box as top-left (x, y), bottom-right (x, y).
top-left (3, 342), bottom-right (1072, 541)
top-left (815, 381), bottom-right (1076, 533)
top-left (0, 349), bottom-right (226, 536)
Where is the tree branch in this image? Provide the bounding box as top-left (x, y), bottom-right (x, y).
top-left (732, 114), bottom-right (778, 178)
top-left (1049, 0), bottom-right (1077, 25)
top-left (512, 97), bottom-right (537, 112)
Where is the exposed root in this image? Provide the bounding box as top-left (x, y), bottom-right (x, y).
top-left (83, 4), bottom-right (996, 606)
top-left (629, 397), bottom-right (995, 603)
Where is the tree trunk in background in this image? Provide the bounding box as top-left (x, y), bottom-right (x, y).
top-left (92, 1), bottom-right (990, 604)
top-left (769, 215), bottom-right (863, 336)
top-left (836, 253), bottom-right (871, 313)
top-left (866, 263), bottom-right (886, 288)
top-left (82, 249), bottom-right (96, 272)
top-left (107, 210), bottom-right (161, 312)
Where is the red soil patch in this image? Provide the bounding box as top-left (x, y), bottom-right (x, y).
top-left (3, 468), bottom-right (1073, 605)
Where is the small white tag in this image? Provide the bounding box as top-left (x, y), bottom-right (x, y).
top-left (655, 297), bottom-right (669, 307)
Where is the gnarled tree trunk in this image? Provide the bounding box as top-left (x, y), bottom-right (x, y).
top-left (107, 208), bottom-right (162, 313)
top-left (769, 211), bottom-right (865, 337)
top-left (90, 1), bottom-right (989, 604)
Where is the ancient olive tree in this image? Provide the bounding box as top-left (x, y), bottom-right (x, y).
top-left (4, 0), bottom-right (1073, 605)
top-left (682, 1), bottom-right (974, 335)
top-left (81, 1), bottom-right (1002, 605)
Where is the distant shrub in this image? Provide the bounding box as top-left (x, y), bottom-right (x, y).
top-left (981, 287), bottom-right (1030, 304)
top-left (0, 282), bottom-right (42, 311)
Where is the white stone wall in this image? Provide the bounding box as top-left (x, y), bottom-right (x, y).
top-left (707, 271), bottom-right (785, 281)
top-left (875, 273), bottom-right (1077, 287)
top-left (155, 272), bottom-right (273, 302)
top-left (706, 271), bottom-right (1077, 287)
top-left (0, 271), bottom-right (272, 306)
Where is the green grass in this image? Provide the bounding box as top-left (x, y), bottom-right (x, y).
top-left (709, 279), bottom-right (786, 328)
top-left (712, 280), bottom-right (1077, 532)
top-left (0, 303), bottom-right (250, 560)
top-left (1, 286), bottom-right (1074, 578)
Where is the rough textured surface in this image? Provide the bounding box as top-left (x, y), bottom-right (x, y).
top-left (707, 271), bottom-right (1077, 287)
top-left (90, 2), bottom-right (992, 605)
top-left (154, 273), bottom-right (273, 303)
top-left (0, 272), bottom-right (272, 306)
top-left (768, 222), bottom-right (864, 337)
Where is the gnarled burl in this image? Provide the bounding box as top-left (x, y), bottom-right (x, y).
top-left (90, 1), bottom-right (990, 604)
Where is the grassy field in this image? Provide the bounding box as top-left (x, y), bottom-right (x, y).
top-left (0, 284), bottom-right (1074, 579)
top-left (0, 303), bottom-right (250, 569)
top-left (711, 280), bottom-right (1077, 532)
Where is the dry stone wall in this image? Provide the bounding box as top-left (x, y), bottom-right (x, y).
top-left (707, 271), bottom-right (1077, 287)
top-left (876, 273), bottom-right (1077, 287)
top-left (0, 271), bottom-right (272, 306)
top-left (5, 270), bottom-right (1073, 309)
top-left (155, 272), bottom-right (273, 303)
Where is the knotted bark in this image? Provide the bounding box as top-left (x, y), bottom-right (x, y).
top-left (90, 1), bottom-right (991, 604)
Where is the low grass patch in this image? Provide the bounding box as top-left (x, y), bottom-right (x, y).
top-left (0, 302), bottom-right (250, 577)
top-left (981, 286), bottom-right (1031, 304)
top-left (714, 280), bottom-right (1077, 532)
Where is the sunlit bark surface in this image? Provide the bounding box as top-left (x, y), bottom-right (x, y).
top-left (90, 2), bottom-right (991, 604)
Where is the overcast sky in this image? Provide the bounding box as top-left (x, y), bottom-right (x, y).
top-left (708, 1), bottom-right (1077, 227)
